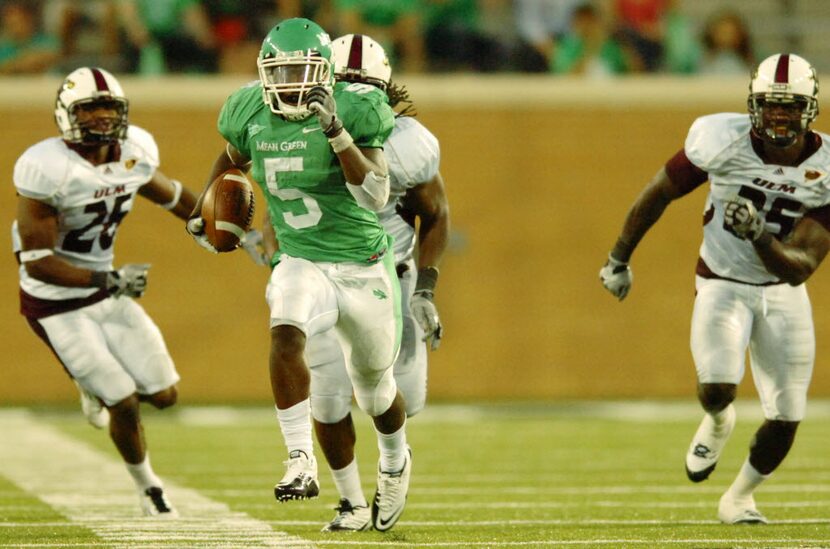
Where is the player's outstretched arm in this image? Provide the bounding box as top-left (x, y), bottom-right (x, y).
top-left (753, 215), bottom-right (830, 286)
top-left (600, 166), bottom-right (686, 300)
top-left (138, 169), bottom-right (198, 220)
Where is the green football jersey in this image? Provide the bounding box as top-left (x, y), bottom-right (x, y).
top-left (218, 81), bottom-right (395, 263)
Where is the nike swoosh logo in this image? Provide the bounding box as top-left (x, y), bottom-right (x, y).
top-left (302, 127), bottom-right (321, 134)
top-left (377, 510), bottom-right (402, 528)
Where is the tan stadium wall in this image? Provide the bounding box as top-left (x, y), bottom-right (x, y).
top-left (3, 75), bottom-right (830, 404)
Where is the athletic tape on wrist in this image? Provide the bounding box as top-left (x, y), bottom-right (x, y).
top-left (90, 270), bottom-right (110, 290)
top-left (328, 130), bottom-right (354, 154)
top-left (612, 238), bottom-right (633, 263)
top-left (160, 180), bottom-right (182, 210)
top-left (607, 253), bottom-right (627, 267)
top-left (415, 266), bottom-right (439, 293)
top-left (19, 249), bottom-right (53, 263)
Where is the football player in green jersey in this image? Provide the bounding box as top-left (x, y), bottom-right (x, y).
top-left (186, 18), bottom-right (412, 529)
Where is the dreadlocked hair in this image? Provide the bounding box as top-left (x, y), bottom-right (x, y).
top-left (387, 80), bottom-right (417, 118)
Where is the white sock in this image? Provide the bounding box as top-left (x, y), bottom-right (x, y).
top-left (331, 459), bottom-right (366, 507)
top-left (376, 421), bottom-right (407, 473)
top-left (710, 404), bottom-right (734, 432)
top-left (727, 458), bottom-right (769, 500)
top-left (125, 453), bottom-right (162, 491)
top-left (275, 401), bottom-right (313, 457)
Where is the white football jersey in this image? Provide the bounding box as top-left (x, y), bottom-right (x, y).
top-left (13, 126), bottom-right (159, 299)
top-left (379, 116), bottom-right (440, 264)
top-left (686, 113), bottom-right (830, 284)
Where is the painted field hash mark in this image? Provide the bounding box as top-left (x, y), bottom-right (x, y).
top-left (0, 410), bottom-right (313, 548)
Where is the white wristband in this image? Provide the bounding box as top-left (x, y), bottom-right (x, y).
top-left (160, 180), bottom-right (183, 210)
top-left (328, 130), bottom-right (354, 154)
top-left (20, 249), bottom-right (54, 263)
top-left (607, 253), bottom-right (627, 267)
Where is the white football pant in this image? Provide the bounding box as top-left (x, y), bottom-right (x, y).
top-left (309, 257), bottom-right (428, 423)
top-left (266, 252), bottom-right (402, 417)
top-left (691, 276), bottom-right (814, 421)
top-left (33, 297), bottom-right (179, 406)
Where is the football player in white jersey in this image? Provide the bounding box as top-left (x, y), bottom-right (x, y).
top-left (251, 34), bottom-right (450, 531)
top-left (599, 53), bottom-right (830, 524)
top-left (13, 67), bottom-right (198, 517)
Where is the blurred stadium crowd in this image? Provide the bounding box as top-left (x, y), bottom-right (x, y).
top-left (0, 0), bottom-right (826, 78)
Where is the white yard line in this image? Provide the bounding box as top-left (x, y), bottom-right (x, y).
top-left (228, 499), bottom-right (830, 512)
top-left (206, 483), bottom-right (830, 498)
top-left (0, 410), bottom-right (314, 549)
top-left (171, 400), bottom-right (830, 427)
top-left (268, 518), bottom-right (830, 527)
top-left (5, 539), bottom-right (830, 549)
top-left (277, 541), bottom-right (830, 548)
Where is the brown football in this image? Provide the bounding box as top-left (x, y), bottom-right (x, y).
top-left (201, 168), bottom-right (255, 252)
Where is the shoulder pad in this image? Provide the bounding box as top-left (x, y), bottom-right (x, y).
top-left (14, 140), bottom-right (69, 205)
top-left (218, 85), bottom-right (264, 153)
top-left (125, 125), bottom-right (160, 168)
top-left (386, 117), bottom-right (440, 187)
top-left (685, 113), bottom-right (750, 172)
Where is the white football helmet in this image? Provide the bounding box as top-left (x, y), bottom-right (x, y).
top-left (331, 34), bottom-right (391, 90)
top-left (748, 53), bottom-right (819, 147)
top-left (54, 67), bottom-right (129, 144)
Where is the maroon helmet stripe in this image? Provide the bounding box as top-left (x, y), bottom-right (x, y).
top-left (90, 68), bottom-right (110, 92)
top-left (774, 54), bottom-right (790, 83)
top-left (348, 35), bottom-right (363, 72)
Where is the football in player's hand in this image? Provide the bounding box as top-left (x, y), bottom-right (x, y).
top-left (201, 169), bottom-right (255, 252)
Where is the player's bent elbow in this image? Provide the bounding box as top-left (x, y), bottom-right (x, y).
top-left (346, 171), bottom-right (390, 211)
top-left (781, 265), bottom-right (814, 286)
top-left (784, 272), bottom-right (810, 286)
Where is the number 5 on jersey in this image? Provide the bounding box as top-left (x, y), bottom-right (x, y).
top-left (264, 157), bottom-right (322, 229)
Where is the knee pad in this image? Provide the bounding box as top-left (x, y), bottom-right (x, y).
top-left (353, 367), bottom-right (397, 417)
top-left (311, 393), bottom-right (352, 424)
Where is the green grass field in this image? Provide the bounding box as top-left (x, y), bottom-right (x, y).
top-left (1, 401), bottom-right (829, 548)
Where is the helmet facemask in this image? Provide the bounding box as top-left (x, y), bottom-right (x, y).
top-left (749, 94), bottom-right (817, 147)
top-left (257, 19), bottom-right (334, 121)
top-left (67, 97), bottom-right (129, 144)
top-left (258, 52), bottom-right (331, 120)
